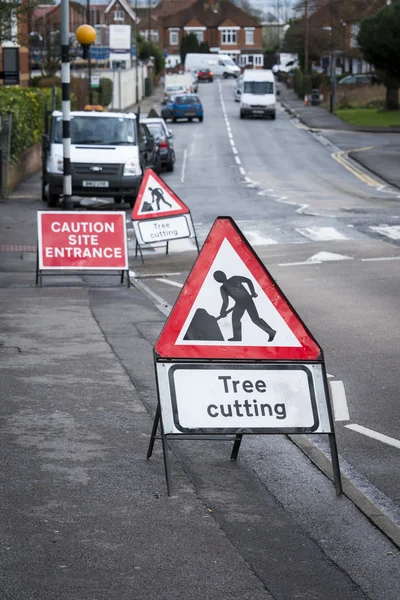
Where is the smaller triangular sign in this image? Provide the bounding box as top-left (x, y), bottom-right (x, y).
top-left (132, 169), bottom-right (189, 220)
top-left (155, 217), bottom-right (322, 361)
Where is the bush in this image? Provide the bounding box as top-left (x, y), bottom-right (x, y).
top-left (0, 87), bottom-right (62, 163)
top-left (293, 68), bottom-right (303, 98)
top-left (99, 78), bottom-right (113, 107)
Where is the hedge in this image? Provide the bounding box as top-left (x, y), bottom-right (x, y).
top-left (0, 87), bottom-right (62, 163)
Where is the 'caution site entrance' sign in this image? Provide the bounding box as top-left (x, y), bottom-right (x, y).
top-left (38, 211), bottom-right (128, 270)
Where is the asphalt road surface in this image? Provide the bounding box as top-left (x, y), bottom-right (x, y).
top-left (131, 78), bottom-right (400, 520)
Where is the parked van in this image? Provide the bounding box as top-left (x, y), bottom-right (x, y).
top-left (42, 107), bottom-right (157, 207)
top-left (240, 70), bottom-right (276, 119)
top-left (184, 53), bottom-right (240, 78)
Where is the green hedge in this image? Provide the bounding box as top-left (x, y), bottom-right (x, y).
top-left (0, 87), bottom-right (61, 163)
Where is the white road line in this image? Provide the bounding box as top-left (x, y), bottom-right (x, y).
top-left (242, 231), bottom-right (277, 246)
top-left (329, 381), bottom-right (350, 421)
top-left (239, 167), bottom-right (246, 176)
top-left (155, 278), bottom-right (183, 288)
top-left (232, 146), bottom-right (238, 154)
top-left (369, 225), bottom-right (400, 240)
top-left (235, 156), bottom-right (241, 164)
top-left (279, 260), bottom-right (322, 267)
top-left (296, 227), bottom-right (348, 241)
top-left (131, 272), bottom-right (182, 279)
top-left (129, 271), bottom-right (172, 316)
top-left (361, 256), bottom-right (400, 262)
top-left (345, 424), bottom-right (400, 450)
top-left (181, 149), bottom-right (187, 183)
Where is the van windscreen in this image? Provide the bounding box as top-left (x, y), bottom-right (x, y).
top-left (53, 116), bottom-right (136, 145)
top-left (244, 81), bottom-right (274, 94)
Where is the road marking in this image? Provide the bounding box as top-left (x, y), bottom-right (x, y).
top-left (361, 256), bottom-right (400, 262)
top-left (329, 381), bottom-right (350, 421)
top-left (242, 230), bottom-right (277, 246)
top-left (306, 251), bottom-right (352, 263)
top-left (235, 156), bottom-right (241, 165)
top-left (155, 277), bottom-right (183, 288)
top-left (131, 272), bottom-right (182, 279)
top-left (296, 227), bottom-right (348, 241)
top-left (345, 424), bottom-right (400, 450)
top-left (232, 146), bottom-right (238, 154)
top-left (279, 260), bottom-right (322, 267)
top-left (239, 167), bottom-right (246, 176)
top-left (181, 149), bottom-right (187, 183)
top-left (331, 149), bottom-right (379, 187)
top-left (129, 271), bottom-right (172, 316)
top-left (370, 225), bottom-right (400, 240)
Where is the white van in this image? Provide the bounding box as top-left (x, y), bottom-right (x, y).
top-left (240, 70), bottom-right (276, 119)
top-left (184, 53), bottom-right (240, 78)
top-left (163, 73), bottom-right (192, 103)
top-left (43, 109), bottom-right (144, 207)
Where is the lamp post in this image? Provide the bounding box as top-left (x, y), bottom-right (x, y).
top-left (135, 0), bottom-right (139, 105)
top-left (76, 24), bottom-right (96, 105)
top-left (61, 0), bottom-right (72, 210)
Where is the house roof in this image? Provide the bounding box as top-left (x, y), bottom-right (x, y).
top-left (105, 0), bottom-right (139, 22)
top-left (33, 1), bottom-right (84, 20)
top-left (163, 0), bottom-right (261, 28)
top-left (153, 0), bottom-right (197, 19)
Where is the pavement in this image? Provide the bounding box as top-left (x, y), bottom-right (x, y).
top-left (1, 79), bottom-right (400, 599)
top-left (278, 84), bottom-right (400, 189)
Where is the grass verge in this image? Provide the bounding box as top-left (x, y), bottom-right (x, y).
top-left (335, 108), bottom-right (400, 127)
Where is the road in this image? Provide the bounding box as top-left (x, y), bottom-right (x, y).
top-left (131, 78), bottom-right (400, 519)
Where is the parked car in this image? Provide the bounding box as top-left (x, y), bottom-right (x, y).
top-left (138, 122), bottom-right (162, 174)
top-left (197, 68), bottom-right (214, 83)
top-left (141, 117), bottom-right (175, 172)
top-left (191, 72), bottom-right (199, 92)
top-left (162, 94), bottom-right (204, 123)
top-left (338, 74), bottom-right (381, 86)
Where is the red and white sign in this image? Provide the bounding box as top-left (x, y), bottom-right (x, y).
top-left (38, 211), bottom-right (128, 270)
top-left (132, 169), bottom-right (189, 221)
top-left (155, 217), bottom-right (322, 361)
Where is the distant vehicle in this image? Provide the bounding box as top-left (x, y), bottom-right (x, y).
top-left (234, 75), bottom-right (243, 102)
top-left (142, 117), bottom-right (175, 172)
top-left (338, 74), bottom-right (381, 86)
top-left (277, 53), bottom-right (299, 73)
top-left (197, 68), bottom-right (213, 82)
top-left (184, 53), bottom-right (240, 78)
top-left (191, 72), bottom-right (198, 92)
top-left (240, 69), bottom-right (276, 120)
top-left (162, 94), bottom-right (204, 123)
top-left (163, 73), bottom-right (191, 104)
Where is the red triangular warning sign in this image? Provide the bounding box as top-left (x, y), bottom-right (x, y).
top-left (155, 217), bottom-right (322, 361)
top-left (132, 169), bottom-right (189, 220)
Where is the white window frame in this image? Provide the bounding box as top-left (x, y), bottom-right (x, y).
top-left (254, 55), bottom-right (263, 66)
top-left (169, 29), bottom-right (179, 46)
top-left (350, 23), bottom-right (359, 49)
top-left (143, 29), bottom-right (159, 42)
top-left (184, 26), bottom-right (205, 43)
top-left (220, 28), bottom-right (238, 45)
top-left (245, 28), bottom-right (254, 45)
top-left (113, 10), bottom-right (124, 21)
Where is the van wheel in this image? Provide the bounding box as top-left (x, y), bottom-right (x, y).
top-left (47, 187), bottom-right (59, 207)
top-left (240, 112), bottom-right (245, 119)
top-left (223, 72), bottom-right (228, 79)
top-left (271, 113), bottom-right (276, 120)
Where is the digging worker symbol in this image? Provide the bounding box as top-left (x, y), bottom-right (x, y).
top-left (213, 270), bottom-right (277, 342)
top-left (148, 186), bottom-right (172, 211)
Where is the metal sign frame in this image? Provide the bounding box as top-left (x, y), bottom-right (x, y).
top-left (148, 217), bottom-right (342, 497)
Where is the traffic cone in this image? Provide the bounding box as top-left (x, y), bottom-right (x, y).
top-left (304, 93), bottom-right (309, 106)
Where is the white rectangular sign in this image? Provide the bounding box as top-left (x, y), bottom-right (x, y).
top-left (109, 25), bottom-right (131, 51)
top-left (156, 362), bottom-right (332, 434)
top-left (133, 214), bottom-right (193, 245)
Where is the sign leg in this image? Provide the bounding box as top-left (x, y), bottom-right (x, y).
top-left (39, 270), bottom-right (43, 288)
top-left (160, 416), bottom-right (172, 496)
top-left (126, 270), bottom-right (130, 288)
top-left (230, 434), bottom-right (243, 461)
top-left (35, 247), bottom-right (39, 286)
top-left (120, 270), bottom-right (124, 284)
top-left (165, 241), bottom-right (169, 256)
top-left (147, 403), bottom-right (161, 459)
top-left (329, 433), bottom-right (342, 496)
top-left (194, 233), bottom-right (200, 254)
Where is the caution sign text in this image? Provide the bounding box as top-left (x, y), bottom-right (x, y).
top-left (38, 211), bottom-right (128, 270)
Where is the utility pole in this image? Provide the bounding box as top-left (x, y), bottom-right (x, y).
top-left (61, 0), bottom-right (73, 210)
top-left (148, 0), bottom-right (151, 42)
top-left (304, 0), bottom-right (309, 75)
top-left (135, 0), bottom-right (139, 105)
top-left (86, 0), bottom-right (93, 104)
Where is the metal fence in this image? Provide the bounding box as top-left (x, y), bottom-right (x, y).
top-left (0, 113), bottom-right (12, 197)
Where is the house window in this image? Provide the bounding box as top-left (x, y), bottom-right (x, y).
top-left (169, 30), bottom-right (179, 46)
top-left (114, 10), bottom-right (124, 21)
top-left (193, 30), bottom-right (203, 43)
top-left (350, 23), bottom-right (359, 48)
top-left (245, 29), bottom-right (254, 45)
top-left (221, 29), bottom-right (237, 45)
top-left (144, 30), bottom-right (159, 42)
top-left (254, 55), bottom-right (263, 66)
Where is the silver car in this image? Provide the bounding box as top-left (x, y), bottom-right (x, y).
top-left (234, 75), bottom-right (243, 102)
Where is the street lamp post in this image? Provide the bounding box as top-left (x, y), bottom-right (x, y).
top-left (61, 0), bottom-right (72, 210)
top-left (135, 0), bottom-right (139, 105)
top-left (86, 0), bottom-right (93, 105)
top-left (76, 24), bottom-right (96, 105)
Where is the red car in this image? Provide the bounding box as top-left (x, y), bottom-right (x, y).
top-left (197, 68), bottom-right (213, 83)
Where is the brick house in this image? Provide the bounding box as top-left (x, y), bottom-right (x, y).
top-left (160, 0), bottom-right (263, 67)
top-left (32, 2), bottom-right (86, 36)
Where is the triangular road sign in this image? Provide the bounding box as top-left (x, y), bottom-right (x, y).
top-left (132, 169), bottom-right (189, 220)
top-left (155, 217), bottom-right (322, 361)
